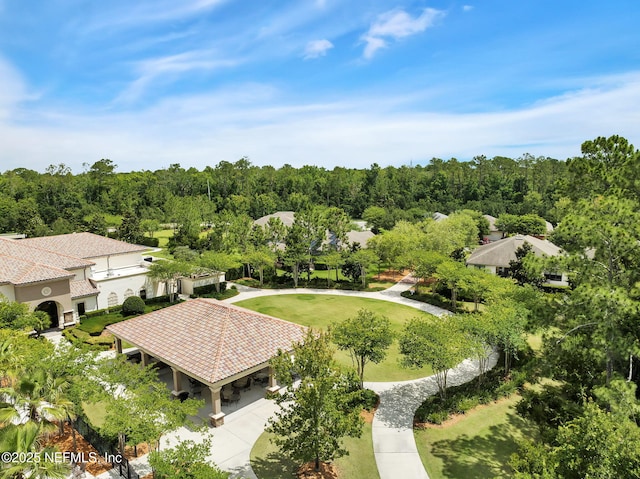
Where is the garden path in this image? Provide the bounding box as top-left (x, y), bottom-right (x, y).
top-left (56, 275), bottom-right (495, 479)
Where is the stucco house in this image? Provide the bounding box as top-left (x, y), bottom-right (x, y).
top-left (0, 233), bottom-right (153, 328)
top-left (466, 234), bottom-right (569, 287)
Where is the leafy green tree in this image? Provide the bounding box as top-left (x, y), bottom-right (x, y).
top-left (268, 330), bottom-right (363, 472)
top-left (283, 224), bottom-right (307, 288)
top-left (172, 246), bottom-right (199, 262)
top-left (408, 250), bottom-right (447, 293)
top-left (320, 250), bottom-right (342, 286)
top-left (399, 315), bottom-right (471, 398)
top-left (332, 309), bottom-right (393, 388)
top-left (0, 299), bottom-right (50, 333)
top-left (118, 210), bottom-right (144, 244)
top-left (434, 260), bottom-right (470, 310)
top-left (324, 207), bottom-right (351, 250)
top-left (140, 218), bottom-right (160, 238)
top-left (147, 260), bottom-right (193, 302)
top-left (550, 195), bottom-right (640, 384)
top-left (511, 401), bottom-right (640, 479)
top-left (86, 213), bottom-right (108, 236)
top-left (362, 206), bottom-right (394, 233)
top-left (508, 242), bottom-right (545, 288)
top-left (199, 251), bottom-right (242, 291)
top-left (149, 437), bottom-right (228, 479)
top-left (484, 299), bottom-right (528, 375)
top-left (97, 356), bottom-right (202, 454)
top-left (565, 135), bottom-right (640, 201)
top-left (244, 247), bottom-right (275, 287)
top-left (495, 213), bottom-right (546, 236)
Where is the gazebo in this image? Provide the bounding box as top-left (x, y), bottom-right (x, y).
top-left (107, 298), bottom-right (306, 426)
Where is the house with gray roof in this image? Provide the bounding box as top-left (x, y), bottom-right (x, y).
top-left (466, 234), bottom-right (569, 286)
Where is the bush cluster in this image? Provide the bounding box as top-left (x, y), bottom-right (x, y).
top-left (414, 368), bottom-right (529, 425)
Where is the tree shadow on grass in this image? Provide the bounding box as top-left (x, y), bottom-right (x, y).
top-left (251, 450), bottom-right (298, 479)
top-left (428, 412), bottom-right (536, 479)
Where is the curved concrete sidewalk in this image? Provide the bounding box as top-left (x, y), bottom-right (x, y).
top-left (365, 353), bottom-right (499, 479)
top-left (94, 276), bottom-right (493, 479)
top-left (226, 275), bottom-right (449, 318)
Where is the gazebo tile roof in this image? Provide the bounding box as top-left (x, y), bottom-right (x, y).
top-left (107, 298), bottom-right (306, 386)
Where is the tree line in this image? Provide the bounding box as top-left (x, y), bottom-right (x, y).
top-left (0, 151), bottom-right (573, 237)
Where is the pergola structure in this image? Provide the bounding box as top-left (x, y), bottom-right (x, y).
top-left (107, 298), bottom-right (306, 426)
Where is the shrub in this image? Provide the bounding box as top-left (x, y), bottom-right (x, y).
top-left (349, 389), bottom-right (379, 411)
top-left (62, 328), bottom-right (112, 350)
top-left (425, 410), bottom-right (449, 425)
top-left (192, 281), bottom-right (227, 296)
top-left (456, 396), bottom-right (480, 414)
top-left (139, 237), bottom-right (160, 247)
top-left (122, 296), bottom-right (146, 316)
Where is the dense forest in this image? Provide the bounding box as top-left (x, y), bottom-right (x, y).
top-left (0, 148), bottom-right (572, 237)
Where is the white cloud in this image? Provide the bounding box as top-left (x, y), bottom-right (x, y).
top-left (463, 5), bottom-right (474, 12)
top-left (0, 56), bottom-right (29, 120)
top-left (114, 51), bottom-right (239, 104)
top-left (2, 73), bottom-right (640, 173)
top-left (362, 8), bottom-right (445, 58)
top-left (303, 39), bottom-right (334, 59)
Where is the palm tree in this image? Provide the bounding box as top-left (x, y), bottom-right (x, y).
top-left (0, 422), bottom-right (69, 479)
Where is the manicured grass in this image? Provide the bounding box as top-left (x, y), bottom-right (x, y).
top-left (414, 395), bottom-right (537, 479)
top-left (250, 421), bottom-right (379, 479)
top-left (77, 313), bottom-right (127, 334)
top-left (236, 294), bottom-right (434, 381)
top-left (147, 228), bottom-right (174, 248)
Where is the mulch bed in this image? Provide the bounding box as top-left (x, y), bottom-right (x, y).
top-left (297, 461), bottom-right (339, 479)
top-left (42, 424), bottom-right (113, 476)
top-left (43, 423), bottom-right (152, 477)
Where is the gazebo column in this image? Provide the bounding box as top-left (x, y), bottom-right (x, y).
top-left (266, 366), bottom-right (279, 395)
top-left (140, 351), bottom-right (149, 367)
top-left (114, 338), bottom-right (122, 354)
top-left (170, 368), bottom-right (185, 398)
top-left (208, 387), bottom-right (225, 427)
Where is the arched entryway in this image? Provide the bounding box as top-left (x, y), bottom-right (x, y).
top-left (35, 300), bottom-right (61, 329)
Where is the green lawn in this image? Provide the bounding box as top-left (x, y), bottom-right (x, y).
top-left (250, 422), bottom-right (379, 479)
top-left (147, 228), bottom-right (174, 248)
top-left (236, 294), bottom-right (434, 381)
top-left (414, 395), bottom-right (537, 479)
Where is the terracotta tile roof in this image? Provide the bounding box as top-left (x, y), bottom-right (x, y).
top-left (467, 234), bottom-right (563, 268)
top-left (0, 254), bottom-right (73, 285)
top-left (21, 232), bottom-right (147, 259)
top-left (70, 279), bottom-right (99, 299)
top-left (107, 298), bottom-right (307, 386)
top-left (0, 237), bottom-right (93, 270)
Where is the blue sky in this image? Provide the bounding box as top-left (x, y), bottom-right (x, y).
top-left (1, 0), bottom-right (639, 173)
